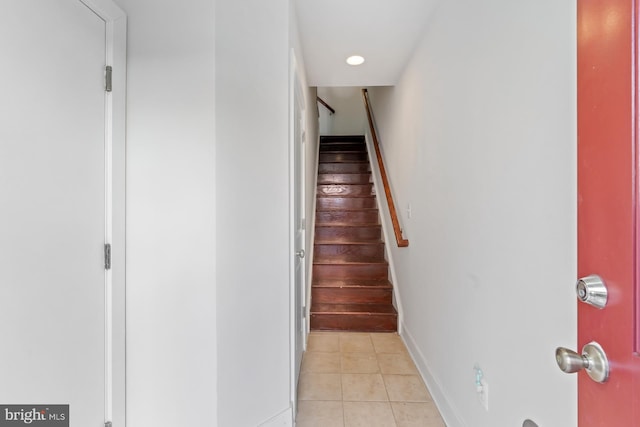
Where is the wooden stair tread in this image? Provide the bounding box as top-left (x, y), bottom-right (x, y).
top-left (318, 176), bottom-right (371, 179)
top-left (316, 219), bottom-right (380, 222)
top-left (318, 166), bottom-right (370, 170)
top-left (318, 194), bottom-right (375, 197)
top-left (316, 183), bottom-right (371, 186)
top-left (313, 259), bottom-right (388, 266)
top-left (315, 224), bottom-right (380, 228)
top-left (319, 160), bottom-right (369, 163)
top-left (316, 220), bottom-right (379, 224)
top-left (314, 233), bottom-right (382, 238)
top-left (321, 149), bottom-right (367, 154)
top-left (318, 177), bottom-right (372, 184)
top-left (313, 278), bottom-right (392, 288)
top-left (319, 161), bottom-right (370, 165)
top-left (316, 230), bottom-right (380, 235)
top-left (318, 171), bottom-right (371, 175)
top-left (315, 241), bottom-right (383, 246)
top-left (311, 303), bottom-right (397, 315)
top-left (316, 226), bottom-right (382, 229)
top-left (316, 208), bottom-right (379, 212)
top-left (316, 221), bottom-right (379, 224)
top-left (315, 241), bottom-right (383, 245)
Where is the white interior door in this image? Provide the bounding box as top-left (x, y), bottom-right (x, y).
top-left (294, 84), bottom-right (307, 378)
top-left (0, 1), bottom-right (125, 425)
top-left (290, 51), bottom-right (307, 418)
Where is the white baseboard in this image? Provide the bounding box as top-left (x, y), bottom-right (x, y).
top-left (258, 407), bottom-right (292, 427)
top-left (401, 322), bottom-right (466, 427)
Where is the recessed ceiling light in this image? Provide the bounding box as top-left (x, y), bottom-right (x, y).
top-left (346, 55), bottom-right (365, 66)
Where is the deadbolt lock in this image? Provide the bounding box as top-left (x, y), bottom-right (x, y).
top-left (576, 274), bottom-right (607, 309)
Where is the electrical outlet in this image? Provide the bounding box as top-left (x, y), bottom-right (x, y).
top-left (478, 378), bottom-right (489, 411)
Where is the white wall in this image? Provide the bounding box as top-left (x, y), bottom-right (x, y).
top-left (120, 1), bottom-right (316, 425)
top-left (216, 0), bottom-right (295, 425)
top-left (118, 0), bottom-right (217, 426)
top-left (317, 86), bottom-right (367, 135)
top-left (368, 1), bottom-right (577, 426)
top-left (318, 103), bottom-right (332, 136)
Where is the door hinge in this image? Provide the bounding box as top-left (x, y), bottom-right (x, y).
top-left (105, 422), bottom-right (112, 427)
top-left (105, 65), bottom-right (113, 92)
top-left (104, 243), bottom-right (111, 270)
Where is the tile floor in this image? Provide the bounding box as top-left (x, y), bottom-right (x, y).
top-left (296, 332), bottom-right (446, 427)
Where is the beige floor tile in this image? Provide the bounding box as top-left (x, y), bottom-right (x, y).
top-left (377, 352), bottom-right (419, 375)
top-left (343, 402), bottom-right (397, 427)
top-left (307, 332), bottom-right (340, 352)
top-left (296, 401), bottom-right (344, 427)
top-left (302, 351), bottom-right (341, 373)
top-left (383, 375), bottom-right (431, 402)
top-left (341, 352), bottom-right (379, 373)
top-left (298, 373), bottom-right (342, 401)
top-left (391, 402), bottom-right (446, 427)
top-left (297, 334), bottom-right (446, 425)
top-left (371, 333), bottom-right (406, 354)
top-left (342, 373), bottom-right (388, 401)
top-left (340, 333), bottom-right (375, 353)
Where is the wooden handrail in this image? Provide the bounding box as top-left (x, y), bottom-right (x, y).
top-left (362, 88), bottom-right (409, 247)
top-left (317, 96), bottom-right (336, 115)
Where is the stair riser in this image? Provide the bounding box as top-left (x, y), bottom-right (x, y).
top-left (313, 264), bottom-right (388, 279)
top-left (310, 314), bottom-right (397, 332)
top-left (315, 243), bottom-right (385, 260)
top-left (312, 287), bottom-right (392, 304)
top-left (315, 226), bottom-right (381, 241)
top-left (319, 143), bottom-right (366, 152)
top-left (317, 197), bottom-right (377, 210)
top-left (317, 184), bottom-right (373, 197)
top-left (316, 210), bottom-right (379, 225)
top-left (319, 152), bottom-right (369, 163)
top-left (320, 136), bottom-right (365, 143)
top-left (318, 163), bottom-right (370, 173)
top-left (318, 173), bottom-right (371, 184)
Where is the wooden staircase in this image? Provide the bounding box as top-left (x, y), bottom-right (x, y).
top-left (310, 135), bottom-right (398, 332)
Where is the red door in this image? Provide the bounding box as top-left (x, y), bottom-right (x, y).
top-left (578, 0), bottom-right (640, 424)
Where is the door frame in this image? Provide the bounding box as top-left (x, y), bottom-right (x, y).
top-left (78, 1), bottom-right (126, 424)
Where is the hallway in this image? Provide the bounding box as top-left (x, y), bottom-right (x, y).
top-left (61, 0), bottom-right (580, 424)
top-left (296, 332), bottom-right (445, 426)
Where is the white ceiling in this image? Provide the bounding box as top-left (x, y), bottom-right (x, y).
top-left (295, 0), bottom-right (440, 87)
